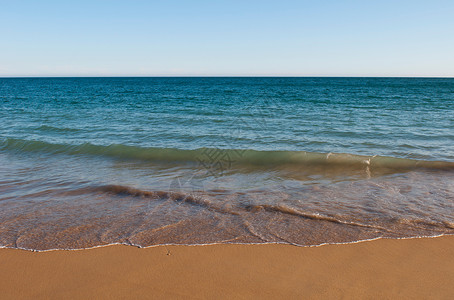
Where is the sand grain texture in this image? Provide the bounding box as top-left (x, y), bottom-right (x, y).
top-left (1, 236), bottom-right (453, 299)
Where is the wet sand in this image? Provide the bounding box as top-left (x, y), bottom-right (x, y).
top-left (1, 236), bottom-right (453, 299)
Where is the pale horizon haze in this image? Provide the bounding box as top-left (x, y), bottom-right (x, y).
top-left (1, 0), bottom-right (454, 77)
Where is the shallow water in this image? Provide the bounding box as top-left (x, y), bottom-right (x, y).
top-left (0, 77), bottom-right (453, 250)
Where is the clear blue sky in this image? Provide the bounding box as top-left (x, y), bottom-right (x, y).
top-left (1, 0), bottom-right (454, 77)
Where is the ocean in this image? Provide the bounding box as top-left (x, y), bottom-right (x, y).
top-left (0, 77), bottom-right (453, 251)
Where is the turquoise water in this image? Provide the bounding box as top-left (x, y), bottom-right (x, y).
top-left (1, 77), bottom-right (453, 159)
top-left (0, 77), bottom-right (453, 250)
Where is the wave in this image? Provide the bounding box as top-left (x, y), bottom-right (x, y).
top-left (1, 137), bottom-right (454, 171)
top-left (32, 183), bottom-right (454, 231)
top-left (96, 185), bottom-right (236, 215)
top-left (20, 182), bottom-right (453, 233)
top-left (242, 203), bottom-right (390, 230)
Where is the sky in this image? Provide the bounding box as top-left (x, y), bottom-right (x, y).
top-left (1, 0), bottom-right (454, 77)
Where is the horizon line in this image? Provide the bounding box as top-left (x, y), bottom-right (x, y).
top-left (1, 75), bottom-right (454, 79)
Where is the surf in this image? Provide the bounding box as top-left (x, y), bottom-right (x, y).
top-left (1, 137), bottom-right (453, 172)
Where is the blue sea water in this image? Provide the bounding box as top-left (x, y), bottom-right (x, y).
top-left (0, 77), bottom-right (453, 250)
top-left (1, 77), bottom-right (453, 159)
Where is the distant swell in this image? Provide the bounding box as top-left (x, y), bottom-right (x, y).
top-left (1, 138), bottom-right (453, 172)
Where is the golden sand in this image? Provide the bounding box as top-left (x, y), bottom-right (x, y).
top-left (1, 236), bottom-right (453, 299)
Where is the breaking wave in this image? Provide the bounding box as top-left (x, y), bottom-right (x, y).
top-left (2, 138), bottom-right (453, 172)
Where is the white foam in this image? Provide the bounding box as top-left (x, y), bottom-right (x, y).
top-left (1, 233), bottom-right (451, 253)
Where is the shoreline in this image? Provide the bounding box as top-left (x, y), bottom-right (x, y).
top-left (1, 236), bottom-right (453, 299)
top-left (1, 233), bottom-right (451, 252)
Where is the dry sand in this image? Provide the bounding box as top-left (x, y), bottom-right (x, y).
top-left (1, 236), bottom-right (453, 299)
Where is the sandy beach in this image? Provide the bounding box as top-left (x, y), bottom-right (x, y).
top-left (1, 236), bottom-right (453, 299)
top-left (2, 0), bottom-right (454, 297)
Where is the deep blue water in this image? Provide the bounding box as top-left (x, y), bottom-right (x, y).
top-left (1, 77), bottom-right (453, 160)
